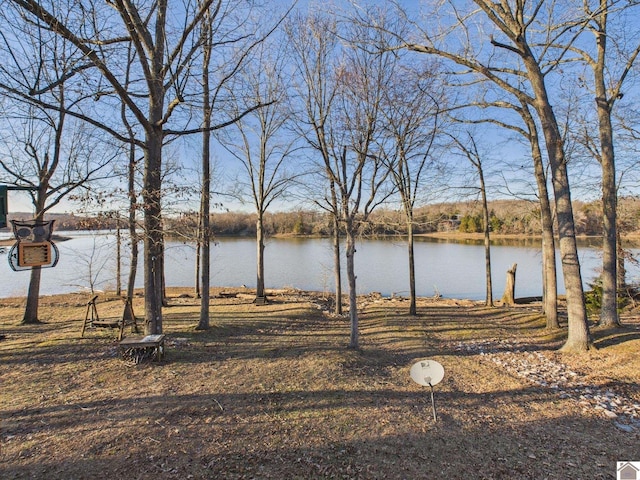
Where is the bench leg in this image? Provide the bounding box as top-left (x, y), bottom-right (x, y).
top-left (81, 302), bottom-right (91, 337)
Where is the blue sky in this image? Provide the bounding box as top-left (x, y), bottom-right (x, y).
top-left (2, 0), bottom-right (638, 217)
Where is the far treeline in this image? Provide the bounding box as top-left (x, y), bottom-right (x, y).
top-left (35, 197), bottom-right (640, 239)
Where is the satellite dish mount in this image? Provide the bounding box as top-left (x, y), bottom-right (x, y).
top-left (410, 359), bottom-right (445, 421)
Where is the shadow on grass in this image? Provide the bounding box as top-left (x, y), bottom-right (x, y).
top-left (1, 385), bottom-right (633, 479)
top-left (361, 305), bottom-right (568, 356)
top-left (592, 325), bottom-right (640, 349)
top-left (3, 301), bottom-right (636, 372)
top-left (3, 298), bottom-right (639, 479)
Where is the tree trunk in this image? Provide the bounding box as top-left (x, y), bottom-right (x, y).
top-left (479, 167), bottom-right (493, 307)
top-left (125, 232), bottom-right (139, 305)
top-left (143, 127), bottom-right (164, 335)
top-left (617, 230), bottom-right (626, 290)
top-left (407, 220), bottom-right (417, 315)
top-left (333, 218), bottom-right (343, 315)
top-left (331, 181), bottom-right (342, 315)
top-left (594, 31), bottom-right (619, 326)
top-left (195, 208), bottom-right (202, 299)
top-left (196, 211), bottom-right (210, 330)
top-left (123, 226), bottom-right (138, 322)
top-left (197, 220), bottom-right (211, 330)
top-left (197, 20), bottom-right (212, 330)
top-left (483, 224), bottom-right (492, 307)
top-left (197, 214), bottom-right (210, 329)
top-left (256, 215), bottom-right (266, 299)
top-left (125, 168), bottom-right (139, 311)
top-left (142, 6), bottom-right (168, 334)
top-left (123, 89), bottom-right (139, 311)
top-left (346, 225), bottom-right (358, 349)
top-left (196, 138), bottom-right (211, 330)
top-left (599, 146), bottom-right (619, 327)
top-left (22, 202), bottom-right (47, 324)
top-left (501, 263), bottom-right (517, 306)
top-left (22, 266), bottom-right (42, 324)
top-left (541, 226), bottom-right (559, 329)
top-left (159, 241), bottom-right (169, 307)
top-left (116, 223), bottom-right (122, 296)
top-left (195, 239), bottom-right (201, 298)
top-left (528, 110), bottom-right (559, 329)
top-left (522, 55), bottom-right (591, 351)
top-left (552, 159), bottom-right (591, 352)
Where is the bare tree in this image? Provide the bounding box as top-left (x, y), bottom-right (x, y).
top-left (289, 9), bottom-right (397, 347)
top-left (377, 62), bottom-right (443, 314)
top-left (217, 39), bottom-right (300, 303)
top-left (285, 12), bottom-right (344, 314)
top-left (8, 0), bottom-right (277, 334)
top-left (449, 131), bottom-right (494, 307)
top-left (398, 0), bottom-right (592, 351)
top-left (0, 16), bottom-right (114, 323)
top-left (333, 15), bottom-right (396, 348)
top-left (454, 94), bottom-right (560, 328)
top-left (0, 109), bottom-right (114, 323)
top-left (196, 6), bottom-right (214, 330)
top-left (570, 0), bottom-right (640, 327)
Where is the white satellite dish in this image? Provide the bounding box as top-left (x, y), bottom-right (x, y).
top-left (410, 359), bottom-right (445, 421)
top-left (410, 360), bottom-right (444, 387)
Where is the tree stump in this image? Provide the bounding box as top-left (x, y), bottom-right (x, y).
top-left (253, 296), bottom-right (268, 305)
top-left (501, 263), bottom-right (517, 305)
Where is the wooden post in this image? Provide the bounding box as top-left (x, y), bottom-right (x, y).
top-left (501, 263), bottom-right (517, 305)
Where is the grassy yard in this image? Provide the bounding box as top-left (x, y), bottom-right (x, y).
top-left (1, 289), bottom-right (639, 479)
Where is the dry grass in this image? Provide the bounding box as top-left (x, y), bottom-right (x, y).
top-left (1, 288), bottom-right (639, 479)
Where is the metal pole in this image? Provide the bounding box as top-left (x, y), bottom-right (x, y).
top-left (429, 383), bottom-right (437, 421)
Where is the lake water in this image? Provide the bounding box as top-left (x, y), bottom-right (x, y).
top-left (1, 231), bottom-right (637, 300)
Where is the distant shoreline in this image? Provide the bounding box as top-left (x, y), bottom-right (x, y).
top-left (3, 229), bottom-right (639, 247)
top-left (0, 234), bottom-right (72, 246)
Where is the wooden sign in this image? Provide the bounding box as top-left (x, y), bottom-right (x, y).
top-left (18, 242), bottom-right (52, 267)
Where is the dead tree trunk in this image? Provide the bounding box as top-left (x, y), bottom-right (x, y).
top-left (501, 263), bottom-right (517, 306)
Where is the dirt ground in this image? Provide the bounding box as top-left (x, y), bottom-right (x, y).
top-left (1, 288), bottom-right (639, 479)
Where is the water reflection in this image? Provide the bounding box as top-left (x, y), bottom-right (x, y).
top-left (413, 235), bottom-right (606, 248)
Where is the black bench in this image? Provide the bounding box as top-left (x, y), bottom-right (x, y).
top-left (119, 334), bottom-right (166, 363)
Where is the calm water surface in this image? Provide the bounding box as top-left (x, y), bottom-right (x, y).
top-left (1, 232), bottom-right (637, 300)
